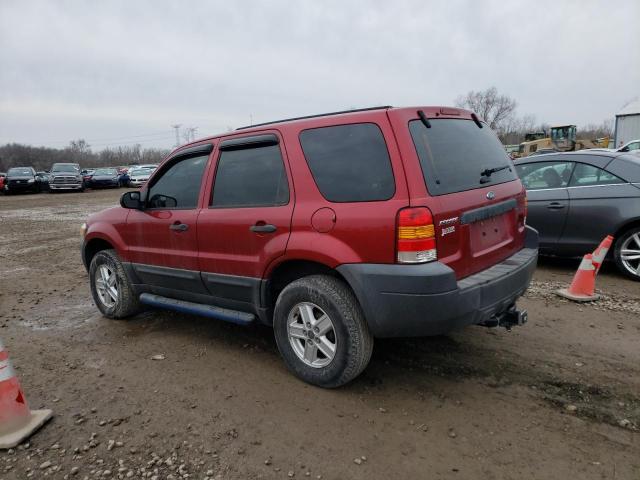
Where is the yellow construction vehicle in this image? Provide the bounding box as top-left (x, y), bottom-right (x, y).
top-left (517, 125), bottom-right (609, 158)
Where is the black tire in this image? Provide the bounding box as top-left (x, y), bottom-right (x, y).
top-left (613, 227), bottom-right (640, 281)
top-left (273, 275), bottom-right (373, 388)
top-left (89, 249), bottom-right (141, 318)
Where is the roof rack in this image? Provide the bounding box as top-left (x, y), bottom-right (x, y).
top-left (236, 105), bottom-right (393, 130)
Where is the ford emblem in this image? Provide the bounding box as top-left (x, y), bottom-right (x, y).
top-left (486, 191), bottom-right (495, 200)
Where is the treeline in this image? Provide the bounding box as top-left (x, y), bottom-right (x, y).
top-left (0, 140), bottom-right (170, 172)
top-left (456, 87), bottom-right (615, 146)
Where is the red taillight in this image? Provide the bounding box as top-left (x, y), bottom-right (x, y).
top-left (396, 207), bottom-right (437, 264)
top-left (517, 194), bottom-right (528, 227)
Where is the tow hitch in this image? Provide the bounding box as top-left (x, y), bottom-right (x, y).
top-left (481, 306), bottom-right (528, 330)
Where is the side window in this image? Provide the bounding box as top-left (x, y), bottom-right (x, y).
top-left (299, 123), bottom-right (395, 202)
top-left (569, 163), bottom-right (624, 187)
top-left (628, 142), bottom-right (640, 152)
top-left (147, 154), bottom-right (208, 209)
top-left (211, 144), bottom-right (289, 208)
top-left (514, 161), bottom-right (573, 190)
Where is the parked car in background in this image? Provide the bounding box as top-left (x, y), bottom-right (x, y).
top-left (117, 169), bottom-right (130, 187)
top-left (81, 105), bottom-right (537, 387)
top-left (49, 163), bottom-right (84, 192)
top-left (514, 151), bottom-right (640, 280)
top-left (4, 166), bottom-right (42, 194)
top-left (81, 169), bottom-right (95, 187)
top-left (36, 171), bottom-right (50, 191)
top-left (0, 173), bottom-right (6, 193)
top-left (127, 166), bottom-right (156, 187)
top-left (588, 139), bottom-right (640, 155)
top-left (86, 168), bottom-right (122, 189)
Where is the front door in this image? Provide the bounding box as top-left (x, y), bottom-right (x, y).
top-left (196, 133), bottom-right (294, 306)
top-left (123, 151), bottom-right (211, 292)
top-left (515, 160), bottom-right (574, 250)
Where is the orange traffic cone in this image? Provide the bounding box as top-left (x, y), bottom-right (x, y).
top-left (591, 235), bottom-right (614, 274)
top-left (556, 254), bottom-right (600, 302)
top-left (0, 339), bottom-right (52, 449)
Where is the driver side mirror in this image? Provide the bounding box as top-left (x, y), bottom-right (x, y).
top-left (121, 191), bottom-right (144, 209)
top-left (620, 146), bottom-right (629, 152)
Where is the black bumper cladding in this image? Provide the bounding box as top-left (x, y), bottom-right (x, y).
top-left (337, 226), bottom-right (539, 338)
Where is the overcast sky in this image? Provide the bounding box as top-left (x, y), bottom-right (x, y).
top-left (1, 0), bottom-right (638, 150)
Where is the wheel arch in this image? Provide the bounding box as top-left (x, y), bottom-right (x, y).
top-left (263, 259), bottom-right (356, 317)
top-left (612, 217), bottom-right (640, 249)
top-left (82, 236), bottom-right (115, 271)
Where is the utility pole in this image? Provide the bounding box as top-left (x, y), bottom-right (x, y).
top-left (171, 124), bottom-right (182, 148)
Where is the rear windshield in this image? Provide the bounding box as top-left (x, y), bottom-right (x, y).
top-left (409, 118), bottom-right (517, 196)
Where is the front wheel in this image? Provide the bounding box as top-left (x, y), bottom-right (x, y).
top-left (614, 228), bottom-right (640, 281)
top-left (89, 249), bottom-right (141, 318)
top-left (273, 275), bottom-right (373, 388)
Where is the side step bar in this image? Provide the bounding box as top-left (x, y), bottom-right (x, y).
top-left (139, 293), bottom-right (255, 326)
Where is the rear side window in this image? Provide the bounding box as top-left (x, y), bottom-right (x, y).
top-left (211, 145), bottom-right (289, 207)
top-left (409, 119), bottom-right (517, 195)
top-left (569, 163), bottom-right (624, 187)
top-left (147, 155), bottom-right (208, 209)
top-left (299, 123), bottom-right (395, 202)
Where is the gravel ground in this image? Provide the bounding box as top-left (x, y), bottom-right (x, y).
top-left (0, 189), bottom-right (639, 480)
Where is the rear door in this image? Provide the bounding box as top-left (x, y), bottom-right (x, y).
top-left (196, 133), bottom-right (294, 306)
top-left (390, 108), bottom-right (527, 278)
top-left (514, 160), bottom-right (574, 250)
top-left (122, 146), bottom-right (211, 293)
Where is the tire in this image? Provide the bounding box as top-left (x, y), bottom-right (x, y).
top-left (613, 227), bottom-right (640, 281)
top-left (89, 249), bottom-right (141, 318)
top-left (273, 275), bottom-right (373, 388)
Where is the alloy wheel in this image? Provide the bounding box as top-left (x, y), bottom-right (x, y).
top-left (95, 264), bottom-right (118, 308)
top-left (287, 302), bottom-right (337, 368)
top-left (620, 232), bottom-right (640, 277)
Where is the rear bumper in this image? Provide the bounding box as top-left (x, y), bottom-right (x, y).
top-left (337, 226), bottom-right (539, 338)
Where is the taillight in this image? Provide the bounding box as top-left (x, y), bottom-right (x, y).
top-left (396, 207), bottom-right (437, 264)
top-left (517, 194), bottom-right (528, 227)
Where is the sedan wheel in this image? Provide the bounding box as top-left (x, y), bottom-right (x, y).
top-left (620, 232), bottom-right (640, 277)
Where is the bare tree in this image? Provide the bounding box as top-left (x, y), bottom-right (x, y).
top-left (455, 86), bottom-right (518, 131)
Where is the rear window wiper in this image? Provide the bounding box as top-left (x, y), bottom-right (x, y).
top-left (480, 165), bottom-right (511, 183)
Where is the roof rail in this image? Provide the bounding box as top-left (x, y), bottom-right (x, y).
top-left (236, 105), bottom-right (393, 130)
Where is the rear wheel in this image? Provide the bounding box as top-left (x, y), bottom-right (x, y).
top-left (273, 275), bottom-right (373, 388)
top-left (614, 227), bottom-right (640, 281)
top-left (89, 249), bottom-right (141, 318)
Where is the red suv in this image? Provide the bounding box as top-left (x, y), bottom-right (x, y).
top-left (81, 106), bottom-right (538, 387)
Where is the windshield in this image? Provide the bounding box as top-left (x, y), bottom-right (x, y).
top-left (94, 168), bottom-right (118, 175)
top-left (52, 164), bottom-right (79, 173)
top-left (8, 167), bottom-right (32, 176)
top-left (131, 168), bottom-right (153, 176)
top-left (409, 118), bottom-right (517, 195)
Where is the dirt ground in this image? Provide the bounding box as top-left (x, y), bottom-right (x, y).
top-left (0, 189), bottom-right (638, 480)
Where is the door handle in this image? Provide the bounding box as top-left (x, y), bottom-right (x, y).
top-left (170, 222), bottom-right (189, 232)
top-left (547, 202), bottom-right (565, 210)
top-left (250, 223), bottom-right (277, 233)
